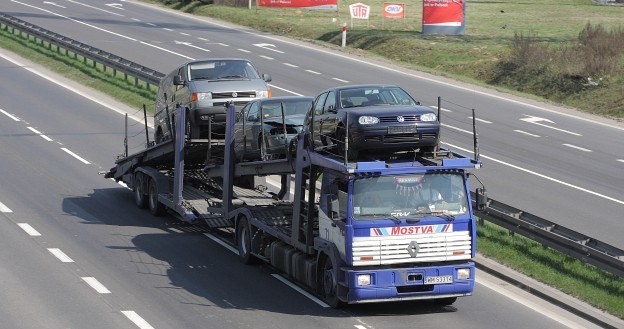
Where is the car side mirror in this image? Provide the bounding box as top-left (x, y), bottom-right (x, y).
top-left (173, 75), bottom-right (184, 86)
top-left (327, 105), bottom-right (337, 114)
top-left (262, 73), bottom-right (272, 82)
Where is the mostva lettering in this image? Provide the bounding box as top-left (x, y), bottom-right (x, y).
top-left (391, 226), bottom-right (434, 235)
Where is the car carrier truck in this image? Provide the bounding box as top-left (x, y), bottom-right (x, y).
top-left (105, 101), bottom-right (485, 307)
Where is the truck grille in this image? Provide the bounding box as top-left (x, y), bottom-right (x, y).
top-left (352, 231), bottom-right (471, 266)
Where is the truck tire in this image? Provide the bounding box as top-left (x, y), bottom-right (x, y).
top-left (237, 217), bottom-right (258, 265)
top-left (148, 179), bottom-right (166, 216)
top-left (134, 173), bottom-right (148, 209)
top-left (321, 257), bottom-right (342, 308)
top-left (434, 297), bottom-right (457, 306)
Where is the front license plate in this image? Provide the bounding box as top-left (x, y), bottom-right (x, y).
top-left (388, 126), bottom-right (417, 134)
top-left (425, 275), bottom-right (453, 284)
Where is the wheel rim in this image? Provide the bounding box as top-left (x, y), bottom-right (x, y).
top-left (240, 225), bottom-right (249, 256)
top-left (323, 262), bottom-right (336, 296)
top-left (149, 182), bottom-right (158, 210)
top-left (134, 176), bottom-right (143, 203)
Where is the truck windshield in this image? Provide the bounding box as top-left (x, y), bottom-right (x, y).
top-left (188, 60), bottom-right (261, 81)
top-left (352, 173), bottom-right (468, 220)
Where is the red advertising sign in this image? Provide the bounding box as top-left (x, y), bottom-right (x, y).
top-left (423, 0), bottom-right (464, 26)
top-left (383, 3), bottom-right (405, 19)
top-left (349, 3), bottom-right (370, 19)
top-left (258, 0), bottom-right (337, 9)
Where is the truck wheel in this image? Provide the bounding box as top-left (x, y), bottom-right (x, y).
top-left (321, 257), bottom-right (342, 308)
top-left (434, 297), bottom-right (457, 306)
top-left (134, 173), bottom-right (148, 209)
top-left (148, 179), bottom-right (166, 216)
top-left (237, 217), bottom-right (258, 265)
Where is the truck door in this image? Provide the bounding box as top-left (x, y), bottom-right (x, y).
top-left (319, 175), bottom-right (348, 260)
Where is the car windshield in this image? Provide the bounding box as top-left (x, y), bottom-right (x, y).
top-left (261, 100), bottom-right (312, 118)
top-left (188, 60), bottom-right (260, 81)
top-left (352, 173), bottom-right (468, 220)
top-left (339, 87), bottom-right (417, 108)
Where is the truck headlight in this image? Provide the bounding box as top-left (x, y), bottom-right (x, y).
top-left (192, 92), bottom-right (211, 101)
top-left (357, 274), bottom-right (372, 286)
top-left (457, 268), bottom-right (471, 280)
top-left (358, 116), bottom-right (379, 125)
top-left (420, 113), bottom-right (437, 122)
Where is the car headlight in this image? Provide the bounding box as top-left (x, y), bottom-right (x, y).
top-left (192, 92), bottom-right (211, 101)
top-left (420, 113), bottom-right (437, 122)
top-left (357, 274), bottom-right (372, 286)
top-left (256, 90), bottom-right (271, 98)
top-left (358, 116), bottom-right (379, 125)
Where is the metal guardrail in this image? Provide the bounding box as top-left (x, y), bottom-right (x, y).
top-left (473, 192), bottom-right (624, 278)
top-left (2, 11), bottom-right (623, 278)
top-left (0, 12), bottom-right (164, 87)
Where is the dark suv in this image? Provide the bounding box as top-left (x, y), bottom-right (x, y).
top-left (304, 84), bottom-right (440, 159)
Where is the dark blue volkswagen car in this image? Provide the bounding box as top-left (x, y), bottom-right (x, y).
top-left (304, 84), bottom-right (440, 159)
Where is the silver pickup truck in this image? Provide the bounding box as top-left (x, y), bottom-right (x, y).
top-left (154, 58), bottom-right (272, 143)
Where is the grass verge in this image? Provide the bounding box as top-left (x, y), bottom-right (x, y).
top-left (1, 9), bottom-right (622, 320)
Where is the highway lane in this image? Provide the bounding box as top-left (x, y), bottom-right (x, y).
top-left (0, 52), bottom-right (606, 329)
top-left (2, 0), bottom-right (623, 249)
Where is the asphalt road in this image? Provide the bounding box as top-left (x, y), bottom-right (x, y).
top-left (2, 0), bottom-right (623, 250)
top-left (0, 50), bottom-right (609, 328)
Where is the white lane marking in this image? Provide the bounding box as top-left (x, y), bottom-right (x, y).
top-left (121, 311), bottom-right (155, 329)
top-left (8, 1), bottom-right (205, 61)
top-left (237, 48), bottom-right (251, 53)
top-left (0, 109), bottom-right (20, 121)
top-left (109, 177), bottom-right (129, 188)
top-left (521, 116), bottom-right (582, 136)
top-left (17, 223), bottom-right (42, 236)
top-left (47, 248), bottom-right (74, 263)
top-left (0, 201), bottom-right (13, 213)
top-left (61, 148), bottom-right (91, 164)
top-left (81, 277), bottom-right (111, 294)
top-left (442, 123), bottom-right (473, 135)
top-left (332, 77), bottom-right (349, 83)
top-left (260, 55), bottom-right (274, 60)
top-left (269, 84), bottom-right (303, 96)
top-left (354, 326), bottom-right (367, 329)
top-left (428, 105), bottom-right (452, 112)
top-left (271, 274), bottom-right (330, 308)
top-left (66, 0), bottom-right (124, 16)
top-left (204, 233), bottom-right (238, 254)
top-left (563, 144), bottom-right (592, 152)
top-left (197, 37), bottom-right (209, 41)
top-left (514, 130), bottom-right (540, 137)
top-left (43, 1), bottom-right (66, 8)
top-left (217, 43), bottom-right (229, 47)
top-left (27, 127), bottom-right (53, 141)
top-left (145, 22), bottom-right (156, 26)
top-left (162, 27), bottom-right (173, 31)
top-left (253, 43), bottom-right (285, 53)
top-left (131, 18), bottom-right (141, 22)
top-left (445, 142), bottom-right (624, 206)
top-left (305, 70), bottom-right (321, 75)
top-left (105, 3), bottom-right (124, 10)
top-left (174, 41), bottom-right (210, 52)
top-left (477, 278), bottom-right (588, 329)
top-left (179, 32), bottom-right (190, 36)
top-left (618, 159), bottom-right (624, 163)
top-left (283, 63), bottom-right (298, 68)
top-left (469, 116), bottom-right (492, 124)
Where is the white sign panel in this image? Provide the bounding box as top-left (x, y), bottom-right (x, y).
top-left (349, 3), bottom-right (370, 19)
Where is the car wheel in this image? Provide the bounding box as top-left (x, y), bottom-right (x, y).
top-left (336, 127), bottom-right (358, 161)
top-left (155, 128), bottom-right (164, 144)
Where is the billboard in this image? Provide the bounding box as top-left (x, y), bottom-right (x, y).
top-left (257, 0), bottom-right (337, 10)
top-left (349, 3), bottom-right (371, 19)
top-left (422, 0), bottom-right (465, 35)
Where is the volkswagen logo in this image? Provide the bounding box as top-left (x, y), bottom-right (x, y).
top-left (407, 241), bottom-right (420, 257)
top-left (231, 92), bottom-right (238, 98)
top-left (397, 116), bottom-right (405, 122)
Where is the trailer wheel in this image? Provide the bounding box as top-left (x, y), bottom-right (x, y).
top-left (321, 257), bottom-right (342, 308)
top-left (148, 179), bottom-right (166, 216)
top-left (134, 173), bottom-right (148, 209)
top-left (434, 297), bottom-right (457, 306)
top-left (236, 217), bottom-right (258, 265)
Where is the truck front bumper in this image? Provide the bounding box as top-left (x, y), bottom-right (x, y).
top-left (343, 262), bottom-right (475, 304)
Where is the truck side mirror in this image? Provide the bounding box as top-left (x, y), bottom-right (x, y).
top-left (476, 188), bottom-right (488, 211)
top-left (173, 75), bottom-right (184, 86)
top-left (262, 73), bottom-right (272, 82)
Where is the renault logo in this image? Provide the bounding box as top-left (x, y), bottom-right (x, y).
top-left (407, 241), bottom-right (419, 257)
top-left (232, 92), bottom-right (238, 98)
top-left (397, 116), bottom-right (405, 122)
